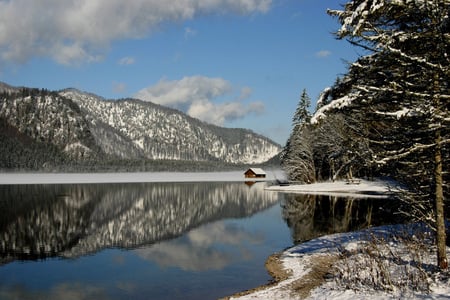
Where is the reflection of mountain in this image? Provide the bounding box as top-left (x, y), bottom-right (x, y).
top-left (0, 182), bottom-right (279, 264)
top-left (282, 194), bottom-right (405, 244)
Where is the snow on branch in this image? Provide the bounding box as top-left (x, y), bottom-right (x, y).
top-left (377, 138), bottom-right (450, 165)
top-left (316, 87), bottom-right (332, 108)
top-left (442, 138), bottom-right (450, 145)
top-left (384, 45), bottom-right (442, 70)
top-left (354, 84), bottom-right (450, 100)
top-left (373, 108), bottom-right (410, 119)
top-left (310, 93), bottom-right (358, 125)
top-left (375, 142), bottom-right (435, 165)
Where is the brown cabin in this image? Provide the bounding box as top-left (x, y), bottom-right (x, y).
top-left (244, 168), bottom-right (266, 178)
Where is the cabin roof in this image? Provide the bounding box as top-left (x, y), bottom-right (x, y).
top-left (245, 168), bottom-right (266, 175)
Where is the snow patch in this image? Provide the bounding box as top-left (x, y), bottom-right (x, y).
top-left (133, 138), bottom-right (145, 150)
top-left (232, 224), bottom-right (450, 300)
top-left (266, 178), bottom-right (403, 198)
top-left (64, 142), bottom-right (92, 154)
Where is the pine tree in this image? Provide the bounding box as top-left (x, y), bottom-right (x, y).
top-left (282, 89), bottom-right (315, 183)
top-left (292, 89), bottom-right (311, 127)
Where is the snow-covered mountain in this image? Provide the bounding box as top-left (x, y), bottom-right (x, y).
top-left (0, 83), bottom-right (281, 169)
top-left (0, 82), bottom-right (20, 94)
top-left (60, 88), bottom-right (280, 164)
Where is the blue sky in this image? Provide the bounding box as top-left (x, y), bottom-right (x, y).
top-left (0, 0), bottom-right (358, 145)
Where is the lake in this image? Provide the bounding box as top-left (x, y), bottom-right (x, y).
top-left (0, 181), bottom-right (402, 300)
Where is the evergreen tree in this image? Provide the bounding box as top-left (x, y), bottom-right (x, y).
top-left (282, 89), bottom-right (315, 183)
top-left (325, 0), bottom-right (449, 269)
top-left (292, 89), bottom-right (311, 127)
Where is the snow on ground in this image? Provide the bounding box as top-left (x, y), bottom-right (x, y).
top-left (266, 178), bottom-right (404, 198)
top-left (0, 169), bottom-right (286, 185)
top-left (230, 180), bottom-right (450, 300)
top-left (231, 224), bottom-right (450, 300)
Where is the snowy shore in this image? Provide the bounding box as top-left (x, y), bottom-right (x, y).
top-left (265, 178), bottom-right (402, 198)
top-left (230, 179), bottom-right (450, 300)
top-left (229, 224), bottom-right (450, 300)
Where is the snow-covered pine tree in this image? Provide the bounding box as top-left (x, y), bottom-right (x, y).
top-left (293, 89), bottom-right (312, 126)
top-left (326, 0), bottom-right (449, 269)
top-left (281, 89), bottom-right (315, 183)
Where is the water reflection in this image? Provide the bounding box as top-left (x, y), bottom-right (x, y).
top-left (0, 181), bottom-right (410, 300)
top-left (0, 282), bottom-right (110, 300)
top-left (0, 182), bottom-right (279, 264)
top-left (135, 222), bottom-right (264, 271)
top-left (282, 194), bottom-right (404, 244)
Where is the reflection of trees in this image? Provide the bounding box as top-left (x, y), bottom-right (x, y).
top-left (282, 194), bottom-right (402, 244)
top-left (0, 182), bottom-right (280, 263)
top-left (0, 185), bottom-right (98, 264)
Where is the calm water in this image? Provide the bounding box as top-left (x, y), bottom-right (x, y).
top-left (0, 181), bottom-right (402, 300)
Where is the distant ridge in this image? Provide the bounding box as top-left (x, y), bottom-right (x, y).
top-left (0, 82), bottom-right (21, 94)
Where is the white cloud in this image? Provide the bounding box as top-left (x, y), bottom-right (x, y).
top-left (315, 50), bottom-right (332, 58)
top-left (51, 42), bottom-right (103, 66)
top-left (0, 0), bottom-right (272, 65)
top-left (187, 99), bottom-right (264, 125)
top-left (184, 27), bottom-right (198, 39)
top-left (113, 82), bottom-right (127, 94)
top-left (118, 56), bottom-right (135, 65)
top-left (134, 76), bottom-right (265, 126)
top-left (239, 86), bottom-right (253, 100)
top-left (135, 76), bottom-right (232, 108)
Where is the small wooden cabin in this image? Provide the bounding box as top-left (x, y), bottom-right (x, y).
top-left (244, 168), bottom-right (266, 178)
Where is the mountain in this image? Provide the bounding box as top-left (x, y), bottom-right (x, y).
top-left (0, 82), bottom-right (20, 94)
top-left (0, 83), bottom-right (281, 170)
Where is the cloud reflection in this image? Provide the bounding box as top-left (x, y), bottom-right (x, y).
top-left (0, 283), bottom-right (108, 300)
top-left (135, 222), bottom-right (264, 271)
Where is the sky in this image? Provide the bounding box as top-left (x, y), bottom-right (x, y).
top-left (0, 0), bottom-right (359, 145)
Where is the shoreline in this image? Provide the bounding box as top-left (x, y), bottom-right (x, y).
top-left (220, 253), bottom-right (291, 300)
top-left (227, 224), bottom-right (450, 300)
top-left (265, 178), bottom-right (402, 198)
top-left (0, 170), bottom-right (285, 185)
top-left (227, 180), bottom-right (449, 300)
top-left (226, 179), bottom-right (399, 299)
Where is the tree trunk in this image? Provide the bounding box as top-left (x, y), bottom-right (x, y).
top-left (435, 127), bottom-right (448, 270)
top-left (432, 53), bottom-right (448, 269)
